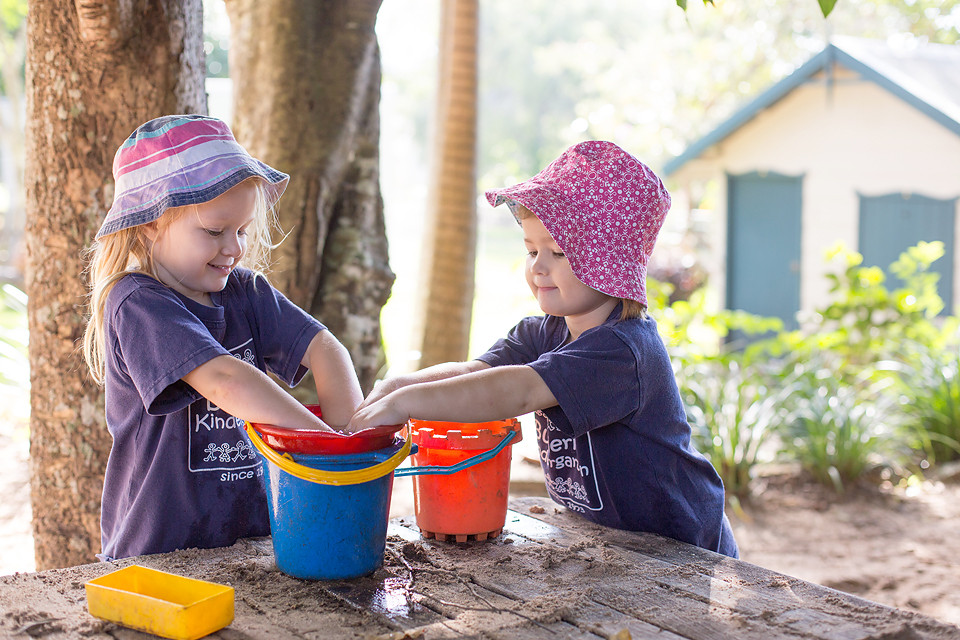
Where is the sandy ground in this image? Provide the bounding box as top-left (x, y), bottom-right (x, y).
top-left (2, 392), bottom-right (959, 630)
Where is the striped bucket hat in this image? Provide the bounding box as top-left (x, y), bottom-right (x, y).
top-left (95, 115), bottom-right (289, 240)
top-left (485, 141), bottom-right (671, 306)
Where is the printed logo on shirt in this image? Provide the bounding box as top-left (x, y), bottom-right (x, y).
top-left (535, 410), bottom-right (603, 514)
top-left (186, 339), bottom-right (263, 481)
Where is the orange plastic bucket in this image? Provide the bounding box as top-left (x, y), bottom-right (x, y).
top-left (407, 418), bottom-right (522, 542)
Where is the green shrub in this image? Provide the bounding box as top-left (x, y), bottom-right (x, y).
top-left (678, 354), bottom-right (799, 496)
top-left (658, 240), bottom-right (957, 493)
top-left (877, 338), bottom-right (960, 465)
top-left (783, 354), bottom-right (908, 492)
top-left (794, 242), bottom-right (951, 368)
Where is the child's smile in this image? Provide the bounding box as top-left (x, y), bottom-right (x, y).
top-left (521, 215), bottom-right (617, 338)
top-left (144, 180), bottom-right (259, 306)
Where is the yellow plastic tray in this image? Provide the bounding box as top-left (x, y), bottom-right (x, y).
top-left (85, 565), bottom-right (234, 640)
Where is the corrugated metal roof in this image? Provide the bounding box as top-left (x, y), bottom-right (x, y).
top-left (663, 37), bottom-right (960, 176)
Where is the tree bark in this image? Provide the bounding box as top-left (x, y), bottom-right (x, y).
top-left (414, 0), bottom-right (479, 369)
top-left (226, 0), bottom-right (393, 394)
top-left (25, 0), bottom-right (205, 569)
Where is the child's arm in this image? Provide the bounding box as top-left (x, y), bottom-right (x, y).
top-left (300, 330), bottom-right (364, 429)
top-left (348, 364), bottom-right (558, 431)
top-left (359, 360), bottom-right (490, 410)
top-left (182, 355), bottom-right (335, 431)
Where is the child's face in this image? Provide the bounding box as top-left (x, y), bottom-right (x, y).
top-left (143, 180), bottom-right (258, 305)
top-left (521, 215), bottom-right (615, 323)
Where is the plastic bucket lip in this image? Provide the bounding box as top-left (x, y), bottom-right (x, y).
top-left (251, 422), bottom-right (403, 455)
top-left (283, 437), bottom-right (408, 468)
top-left (407, 418), bottom-right (522, 450)
top-left (250, 404), bottom-right (404, 455)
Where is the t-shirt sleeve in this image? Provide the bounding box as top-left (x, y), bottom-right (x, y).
top-left (111, 285), bottom-right (229, 415)
top-left (243, 273), bottom-right (325, 386)
top-left (527, 327), bottom-right (640, 437)
top-left (476, 316), bottom-right (546, 367)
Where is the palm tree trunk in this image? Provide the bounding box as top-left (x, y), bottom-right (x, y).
top-left (414, 0), bottom-right (479, 369)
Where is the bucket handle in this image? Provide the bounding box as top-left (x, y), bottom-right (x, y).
top-left (394, 429), bottom-right (517, 477)
top-left (244, 424), bottom-right (413, 486)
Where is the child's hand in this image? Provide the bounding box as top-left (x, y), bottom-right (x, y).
top-left (356, 376), bottom-right (405, 411)
top-left (346, 393), bottom-right (410, 433)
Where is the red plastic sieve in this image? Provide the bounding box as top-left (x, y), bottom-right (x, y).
top-left (249, 405), bottom-right (404, 455)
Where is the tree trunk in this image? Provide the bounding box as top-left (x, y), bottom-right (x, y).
top-left (226, 0), bottom-right (393, 395)
top-left (414, 0), bottom-right (479, 369)
top-left (25, 0), bottom-right (205, 569)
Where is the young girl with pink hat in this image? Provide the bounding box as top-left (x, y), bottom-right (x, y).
top-left (83, 115), bottom-right (363, 560)
top-left (351, 141), bottom-right (738, 557)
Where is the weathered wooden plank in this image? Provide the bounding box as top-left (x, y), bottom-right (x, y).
top-left (5, 503), bottom-right (957, 640)
top-left (376, 519), bottom-right (592, 638)
top-left (382, 518), bottom-right (685, 639)
top-left (486, 620), bottom-right (603, 639)
top-left (555, 597), bottom-right (690, 640)
top-left (503, 498), bottom-right (960, 640)
top-left (384, 516), bottom-right (694, 639)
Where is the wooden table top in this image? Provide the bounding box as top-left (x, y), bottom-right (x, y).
top-left (2, 496), bottom-right (958, 640)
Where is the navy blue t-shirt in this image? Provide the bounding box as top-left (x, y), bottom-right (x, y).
top-left (100, 268), bottom-right (324, 560)
top-left (478, 309), bottom-right (739, 558)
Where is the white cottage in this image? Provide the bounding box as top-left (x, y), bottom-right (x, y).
top-left (664, 36), bottom-right (960, 327)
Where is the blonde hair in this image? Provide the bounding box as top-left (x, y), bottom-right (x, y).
top-left (82, 178), bottom-right (280, 384)
top-left (513, 203), bottom-right (648, 321)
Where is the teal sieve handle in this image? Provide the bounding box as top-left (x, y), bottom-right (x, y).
top-left (394, 429), bottom-right (518, 477)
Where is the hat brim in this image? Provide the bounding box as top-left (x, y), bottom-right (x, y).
top-left (96, 157), bottom-right (288, 240)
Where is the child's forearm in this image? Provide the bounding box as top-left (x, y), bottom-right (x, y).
top-left (405, 365), bottom-right (557, 421)
top-left (302, 331), bottom-right (364, 429)
top-left (359, 360), bottom-right (490, 410)
top-left (349, 365), bottom-right (557, 430)
top-left (183, 354), bottom-right (333, 431)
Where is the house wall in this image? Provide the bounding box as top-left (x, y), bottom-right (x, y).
top-left (670, 64), bottom-right (960, 318)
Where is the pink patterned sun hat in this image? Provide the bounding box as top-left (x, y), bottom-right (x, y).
top-left (485, 141), bottom-right (671, 306)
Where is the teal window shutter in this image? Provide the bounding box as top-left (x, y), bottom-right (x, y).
top-left (858, 193), bottom-right (957, 314)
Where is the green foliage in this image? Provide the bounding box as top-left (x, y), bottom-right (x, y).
top-left (678, 355), bottom-right (798, 496)
top-left (876, 339), bottom-right (960, 465)
top-left (783, 356), bottom-right (905, 492)
top-left (0, 0), bottom-right (25, 97)
top-left (0, 283), bottom-right (28, 389)
top-left (664, 241), bottom-right (959, 496)
top-left (784, 241), bottom-right (951, 369)
top-left (650, 280), bottom-right (782, 361)
top-left (202, 0), bottom-right (230, 78)
top-left (675, 0), bottom-right (833, 17)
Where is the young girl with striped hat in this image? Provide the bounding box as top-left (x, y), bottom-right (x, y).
top-left (350, 141), bottom-right (738, 558)
top-left (83, 115), bottom-right (363, 560)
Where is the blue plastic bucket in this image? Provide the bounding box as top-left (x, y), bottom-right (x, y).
top-left (261, 437), bottom-right (406, 580)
